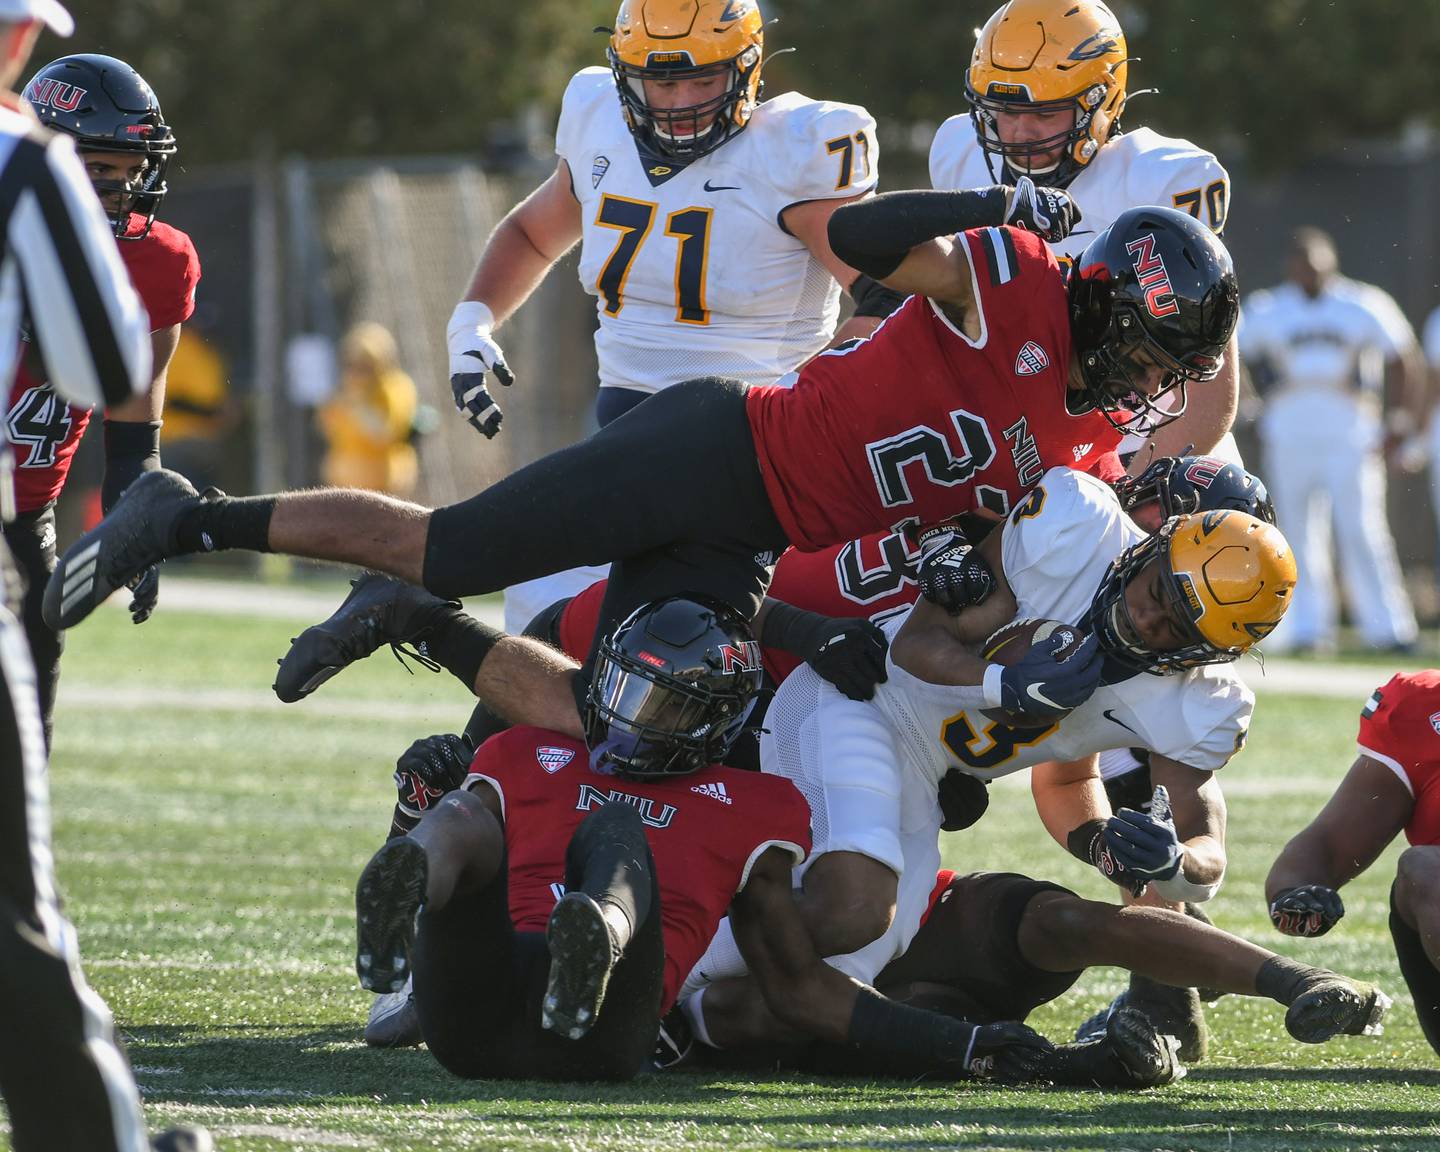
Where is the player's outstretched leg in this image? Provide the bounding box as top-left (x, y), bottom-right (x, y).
top-left (274, 572), bottom-right (461, 702)
top-left (43, 469), bottom-right (216, 631)
top-left (355, 837), bottom-right (429, 993)
top-left (1283, 976), bottom-right (1390, 1043)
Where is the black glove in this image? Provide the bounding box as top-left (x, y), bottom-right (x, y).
top-left (915, 522), bottom-right (995, 614)
top-left (1070, 818), bottom-right (1149, 897)
top-left (1102, 785), bottom-right (1183, 883)
top-left (1269, 885), bottom-right (1346, 938)
top-left (938, 769), bottom-right (990, 832)
top-left (760, 601), bottom-right (888, 701)
top-left (394, 732), bottom-right (474, 822)
top-left (102, 420), bottom-right (163, 624)
top-left (1004, 175), bottom-right (1082, 243)
top-left (995, 631), bottom-right (1103, 721)
top-left (964, 1020), bottom-right (1056, 1083)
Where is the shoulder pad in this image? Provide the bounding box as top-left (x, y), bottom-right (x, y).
top-left (928, 114), bottom-right (978, 190)
top-left (753, 93), bottom-right (878, 204)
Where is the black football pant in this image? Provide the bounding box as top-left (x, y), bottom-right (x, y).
top-left (412, 801), bottom-right (665, 1081)
top-left (423, 377), bottom-right (788, 692)
top-left (1, 503), bottom-right (62, 747)
top-left (1390, 881), bottom-right (1440, 1055)
top-left (0, 537), bottom-right (149, 1151)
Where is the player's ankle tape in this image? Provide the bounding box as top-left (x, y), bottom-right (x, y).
top-left (1256, 955), bottom-right (1323, 1005)
top-left (425, 609), bottom-right (503, 691)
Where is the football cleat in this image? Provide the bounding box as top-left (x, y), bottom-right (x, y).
top-left (274, 572), bottom-right (456, 702)
top-left (1100, 1006), bottom-right (1185, 1088)
top-left (151, 1128), bottom-right (215, 1152)
top-left (1076, 981), bottom-right (1209, 1063)
top-left (365, 977), bottom-right (424, 1048)
top-left (43, 469), bottom-right (211, 631)
top-left (541, 891), bottom-right (619, 1041)
top-left (355, 837), bottom-right (428, 994)
top-left (1285, 979), bottom-right (1391, 1044)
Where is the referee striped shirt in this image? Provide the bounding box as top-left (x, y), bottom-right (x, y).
top-left (0, 103), bottom-right (150, 410)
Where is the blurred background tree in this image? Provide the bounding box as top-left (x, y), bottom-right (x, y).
top-left (42, 0), bottom-right (1440, 170)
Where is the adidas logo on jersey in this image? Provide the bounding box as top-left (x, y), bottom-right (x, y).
top-left (1014, 340), bottom-right (1049, 376)
top-left (1072, 442), bottom-right (1094, 462)
top-left (537, 746), bottom-right (576, 773)
top-left (691, 780), bottom-right (732, 805)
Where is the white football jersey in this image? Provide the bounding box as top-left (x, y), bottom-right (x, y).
top-left (556, 68), bottom-right (878, 395)
top-left (871, 466), bottom-right (1252, 786)
top-left (928, 121), bottom-right (1230, 266)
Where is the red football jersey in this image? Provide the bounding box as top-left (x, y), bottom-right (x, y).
top-left (8, 215), bottom-right (200, 512)
top-left (745, 226), bottom-right (1120, 551)
top-left (468, 726), bottom-right (812, 1011)
top-left (1357, 670), bottom-right (1440, 846)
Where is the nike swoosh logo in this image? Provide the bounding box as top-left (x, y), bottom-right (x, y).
top-left (703, 180), bottom-right (741, 192)
top-left (1025, 683), bottom-right (1063, 710)
top-left (1103, 708), bottom-right (1137, 733)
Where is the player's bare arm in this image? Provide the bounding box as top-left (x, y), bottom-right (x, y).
top-left (1031, 755), bottom-right (1109, 848)
top-left (1148, 754), bottom-right (1227, 890)
top-left (462, 159), bottom-right (583, 325)
top-left (1267, 754), bottom-right (1412, 902)
top-left (780, 191), bottom-right (887, 345)
top-left (108, 322), bottom-right (178, 422)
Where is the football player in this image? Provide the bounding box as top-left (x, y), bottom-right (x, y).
top-left (932, 0), bottom-right (1239, 466)
top-left (447, 0), bottom-right (888, 630)
top-left (14, 53), bottom-right (198, 743)
top-left (46, 196), bottom-right (1238, 717)
top-left (1265, 670), bottom-right (1440, 1055)
top-left (348, 595), bottom-right (1147, 1086)
top-left (677, 468), bottom-right (1298, 1055)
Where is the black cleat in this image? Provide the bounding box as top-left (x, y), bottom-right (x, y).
top-left (1076, 982), bottom-right (1209, 1063)
top-left (355, 837), bottom-right (428, 994)
top-left (43, 469), bottom-right (210, 631)
top-left (1286, 978), bottom-right (1390, 1043)
top-left (152, 1128), bottom-right (215, 1152)
top-left (1101, 1006), bottom-right (1184, 1088)
top-left (274, 571), bottom-right (457, 702)
top-left (542, 892), bottom-right (618, 1041)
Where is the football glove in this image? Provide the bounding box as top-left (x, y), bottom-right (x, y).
top-left (447, 301), bottom-right (513, 439)
top-left (1004, 176), bottom-right (1082, 244)
top-left (1269, 885), bottom-right (1346, 938)
top-left (915, 521), bottom-right (996, 614)
top-left (963, 1020), bottom-right (1056, 1083)
top-left (126, 565), bottom-right (160, 625)
top-left (1102, 784), bottom-right (1184, 883)
top-left (394, 732), bottom-right (474, 822)
top-left (761, 601), bottom-right (888, 701)
top-left (994, 631), bottom-right (1103, 721)
top-left (1071, 818), bottom-right (1149, 897)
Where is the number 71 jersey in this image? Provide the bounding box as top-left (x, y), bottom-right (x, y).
top-left (557, 68), bottom-right (878, 395)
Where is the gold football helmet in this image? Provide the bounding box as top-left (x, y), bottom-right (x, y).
top-left (607, 0), bottom-right (765, 160)
top-left (1091, 511), bottom-right (1297, 675)
top-left (966, 0), bottom-right (1128, 186)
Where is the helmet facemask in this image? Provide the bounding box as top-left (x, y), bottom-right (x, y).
top-left (966, 79), bottom-right (1114, 187)
top-left (608, 46), bottom-right (761, 161)
top-left (80, 146), bottom-right (173, 240)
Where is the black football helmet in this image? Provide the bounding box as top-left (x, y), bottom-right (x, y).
top-left (24, 55), bottom-right (176, 241)
top-left (584, 597), bottom-right (763, 778)
top-left (1068, 206), bottom-right (1239, 434)
top-left (1116, 455), bottom-right (1276, 524)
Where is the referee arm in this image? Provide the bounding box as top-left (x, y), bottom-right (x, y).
top-left (6, 126), bottom-right (150, 408)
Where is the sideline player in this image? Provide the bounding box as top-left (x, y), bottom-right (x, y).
top-left (447, 0), bottom-right (888, 630)
top-left (14, 53), bottom-right (197, 743)
top-left (1266, 670), bottom-right (1440, 1054)
top-left (350, 595), bottom-right (1171, 1087)
top-left (932, 0), bottom-right (1238, 465)
top-left (46, 200), bottom-right (1238, 735)
top-left (0, 5), bottom-right (208, 1149)
top-left (691, 866), bottom-right (1388, 1072)
top-left (680, 468), bottom-right (1295, 1052)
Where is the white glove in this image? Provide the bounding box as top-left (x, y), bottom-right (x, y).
top-left (447, 301), bottom-right (513, 439)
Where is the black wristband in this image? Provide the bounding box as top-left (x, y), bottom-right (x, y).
top-left (848, 273), bottom-right (909, 320)
top-left (424, 608), bottom-right (504, 693)
top-left (1066, 818), bottom-right (1108, 866)
top-left (101, 420), bottom-right (162, 514)
top-left (828, 188), bottom-right (1010, 279)
top-left (758, 600), bottom-right (830, 657)
top-left (847, 985), bottom-right (977, 1077)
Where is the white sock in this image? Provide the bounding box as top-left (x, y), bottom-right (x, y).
top-left (688, 916), bottom-right (750, 988)
top-left (681, 987), bottom-right (717, 1049)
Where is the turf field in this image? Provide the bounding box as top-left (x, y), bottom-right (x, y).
top-left (22, 594), bottom-right (1440, 1150)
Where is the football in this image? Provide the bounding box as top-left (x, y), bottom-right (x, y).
top-left (982, 617), bottom-right (1087, 667)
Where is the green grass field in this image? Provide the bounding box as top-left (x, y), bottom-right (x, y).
top-left (21, 600), bottom-right (1440, 1150)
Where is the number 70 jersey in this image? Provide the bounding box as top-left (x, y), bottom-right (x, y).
top-left (556, 68), bottom-right (878, 395)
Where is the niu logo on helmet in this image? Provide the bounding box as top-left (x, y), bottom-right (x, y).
top-left (719, 640), bottom-right (762, 674)
top-left (24, 78), bottom-right (86, 113)
top-left (1124, 232), bottom-right (1179, 319)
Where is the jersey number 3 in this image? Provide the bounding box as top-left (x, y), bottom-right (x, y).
top-left (595, 194), bottom-right (712, 325)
